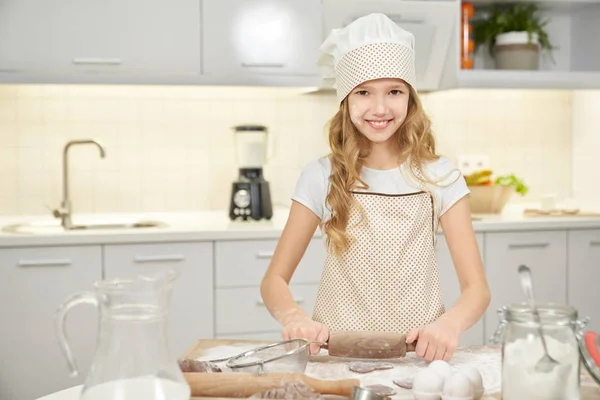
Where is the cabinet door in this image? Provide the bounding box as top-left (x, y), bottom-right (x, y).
top-left (436, 233), bottom-right (486, 346)
top-left (215, 284), bottom-right (318, 335)
top-left (483, 231), bottom-right (567, 341)
top-left (202, 0), bottom-right (323, 76)
top-left (0, 0), bottom-right (201, 75)
top-left (215, 238), bottom-right (325, 288)
top-left (568, 230), bottom-right (600, 333)
top-left (103, 242), bottom-right (213, 358)
top-left (0, 246), bottom-right (102, 400)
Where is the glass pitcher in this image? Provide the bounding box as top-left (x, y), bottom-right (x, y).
top-left (55, 269), bottom-right (190, 400)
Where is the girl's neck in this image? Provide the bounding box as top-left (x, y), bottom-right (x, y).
top-left (363, 140), bottom-right (404, 170)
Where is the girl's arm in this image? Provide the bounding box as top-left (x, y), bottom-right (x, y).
top-left (437, 196), bottom-right (490, 331)
top-left (260, 201), bottom-right (329, 353)
top-left (407, 196), bottom-right (490, 361)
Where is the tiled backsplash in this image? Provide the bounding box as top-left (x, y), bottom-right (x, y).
top-left (572, 91), bottom-right (600, 208)
top-left (0, 84), bottom-right (582, 216)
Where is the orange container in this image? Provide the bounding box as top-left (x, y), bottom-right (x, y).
top-left (461, 2), bottom-right (474, 69)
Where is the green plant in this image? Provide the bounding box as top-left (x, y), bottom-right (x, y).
top-left (495, 174), bottom-right (528, 196)
top-left (472, 2), bottom-right (554, 57)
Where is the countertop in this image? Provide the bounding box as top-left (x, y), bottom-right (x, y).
top-left (179, 339), bottom-right (600, 400)
top-left (35, 339), bottom-right (600, 400)
top-left (1, 205), bottom-right (600, 248)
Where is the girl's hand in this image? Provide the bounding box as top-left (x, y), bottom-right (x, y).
top-left (406, 317), bottom-right (462, 362)
top-left (282, 318), bottom-right (330, 355)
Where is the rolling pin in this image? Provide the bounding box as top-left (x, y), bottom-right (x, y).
top-left (324, 330), bottom-right (417, 358)
top-left (184, 372), bottom-right (359, 397)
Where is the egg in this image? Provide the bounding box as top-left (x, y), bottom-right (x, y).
top-left (412, 368), bottom-right (444, 400)
top-left (428, 360), bottom-right (452, 381)
top-left (442, 371), bottom-right (474, 400)
top-left (458, 366), bottom-right (484, 400)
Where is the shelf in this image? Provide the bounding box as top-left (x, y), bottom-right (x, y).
top-left (457, 69), bottom-right (600, 90)
top-left (469, 0), bottom-right (600, 12)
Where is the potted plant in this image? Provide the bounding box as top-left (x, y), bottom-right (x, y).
top-left (472, 2), bottom-right (554, 70)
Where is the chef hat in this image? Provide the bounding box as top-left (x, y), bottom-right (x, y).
top-left (316, 13), bottom-right (416, 103)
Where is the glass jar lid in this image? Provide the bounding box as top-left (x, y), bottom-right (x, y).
top-left (504, 302), bottom-right (578, 326)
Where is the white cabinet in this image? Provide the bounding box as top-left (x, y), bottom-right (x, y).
top-left (436, 233), bottom-right (486, 346)
top-left (214, 237), bottom-right (325, 337)
top-left (202, 0), bottom-right (323, 77)
top-left (459, 0), bottom-right (600, 89)
top-left (103, 242), bottom-right (214, 358)
top-left (0, 0), bottom-right (201, 77)
top-left (215, 284), bottom-right (319, 335)
top-left (483, 231), bottom-right (567, 340)
top-left (215, 238), bottom-right (325, 288)
top-left (568, 229), bottom-right (600, 333)
top-left (0, 245), bottom-right (102, 400)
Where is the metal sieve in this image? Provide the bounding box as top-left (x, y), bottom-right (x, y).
top-left (225, 339), bottom-right (319, 375)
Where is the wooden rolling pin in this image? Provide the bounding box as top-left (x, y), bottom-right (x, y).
top-left (325, 330), bottom-right (417, 358)
top-left (184, 372), bottom-right (359, 397)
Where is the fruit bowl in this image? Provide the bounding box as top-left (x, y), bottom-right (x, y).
top-left (467, 185), bottom-right (515, 214)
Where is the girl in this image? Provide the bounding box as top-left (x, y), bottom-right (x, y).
top-left (260, 13), bottom-right (490, 362)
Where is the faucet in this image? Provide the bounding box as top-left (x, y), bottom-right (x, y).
top-left (53, 140), bottom-right (106, 230)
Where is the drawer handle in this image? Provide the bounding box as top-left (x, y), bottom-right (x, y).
top-left (256, 297), bottom-right (304, 306)
top-left (72, 57), bottom-right (122, 65)
top-left (241, 62), bottom-right (285, 68)
top-left (590, 241), bottom-right (600, 246)
top-left (508, 242), bottom-right (549, 249)
top-left (133, 255), bottom-right (185, 263)
top-left (18, 259), bottom-right (72, 267)
top-left (256, 251), bottom-right (274, 259)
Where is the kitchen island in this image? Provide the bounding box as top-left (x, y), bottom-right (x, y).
top-left (3, 207), bottom-right (600, 400)
top-left (182, 339), bottom-right (600, 400)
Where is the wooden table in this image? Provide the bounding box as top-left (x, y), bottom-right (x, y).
top-left (182, 339), bottom-right (600, 400)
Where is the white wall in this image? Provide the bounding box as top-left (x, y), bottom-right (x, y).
top-left (572, 90), bottom-right (600, 210)
top-left (0, 84), bottom-right (574, 216)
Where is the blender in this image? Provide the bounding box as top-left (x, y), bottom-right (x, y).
top-left (229, 124), bottom-right (273, 221)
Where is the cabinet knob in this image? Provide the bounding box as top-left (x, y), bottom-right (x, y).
top-left (133, 255), bottom-right (185, 263)
top-left (241, 62), bottom-right (284, 68)
top-left (72, 58), bottom-right (122, 65)
top-left (18, 259), bottom-right (72, 267)
top-left (508, 242), bottom-right (550, 249)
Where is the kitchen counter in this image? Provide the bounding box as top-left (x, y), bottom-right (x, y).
top-left (1, 205), bottom-right (600, 248)
top-left (180, 339), bottom-right (600, 400)
top-left (32, 339), bottom-right (600, 399)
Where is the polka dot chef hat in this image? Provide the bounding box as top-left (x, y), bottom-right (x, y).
top-left (316, 13), bottom-right (417, 103)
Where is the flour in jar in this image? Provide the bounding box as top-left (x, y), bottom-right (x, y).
top-left (502, 335), bottom-right (580, 400)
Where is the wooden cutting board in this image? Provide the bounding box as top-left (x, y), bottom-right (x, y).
top-left (182, 339), bottom-right (600, 399)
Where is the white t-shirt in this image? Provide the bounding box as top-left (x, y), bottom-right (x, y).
top-left (292, 156), bottom-right (470, 230)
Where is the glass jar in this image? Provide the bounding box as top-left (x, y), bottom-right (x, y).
top-left (491, 302), bottom-right (585, 400)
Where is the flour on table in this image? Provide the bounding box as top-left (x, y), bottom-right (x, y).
top-left (306, 347), bottom-right (501, 400)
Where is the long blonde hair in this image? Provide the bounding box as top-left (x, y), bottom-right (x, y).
top-left (324, 85), bottom-right (439, 256)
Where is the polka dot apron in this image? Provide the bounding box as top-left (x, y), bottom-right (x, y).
top-left (312, 190), bottom-right (445, 333)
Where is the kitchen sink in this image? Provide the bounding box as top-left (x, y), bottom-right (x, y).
top-left (2, 219), bottom-right (167, 235)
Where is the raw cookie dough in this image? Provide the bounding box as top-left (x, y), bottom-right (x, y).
top-left (393, 377), bottom-right (413, 389)
top-left (348, 361), bottom-right (394, 374)
top-left (178, 359), bottom-right (222, 373)
top-left (250, 382), bottom-right (322, 399)
top-left (364, 384), bottom-right (396, 396)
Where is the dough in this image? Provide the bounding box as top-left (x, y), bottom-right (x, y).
top-left (364, 384), bottom-right (396, 396)
top-left (392, 377), bottom-right (413, 389)
top-left (178, 359), bottom-right (222, 373)
top-left (250, 382), bottom-right (322, 399)
top-left (348, 361), bottom-right (394, 374)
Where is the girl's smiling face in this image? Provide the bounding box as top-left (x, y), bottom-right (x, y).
top-left (347, 78), bottom-right (410, 144)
